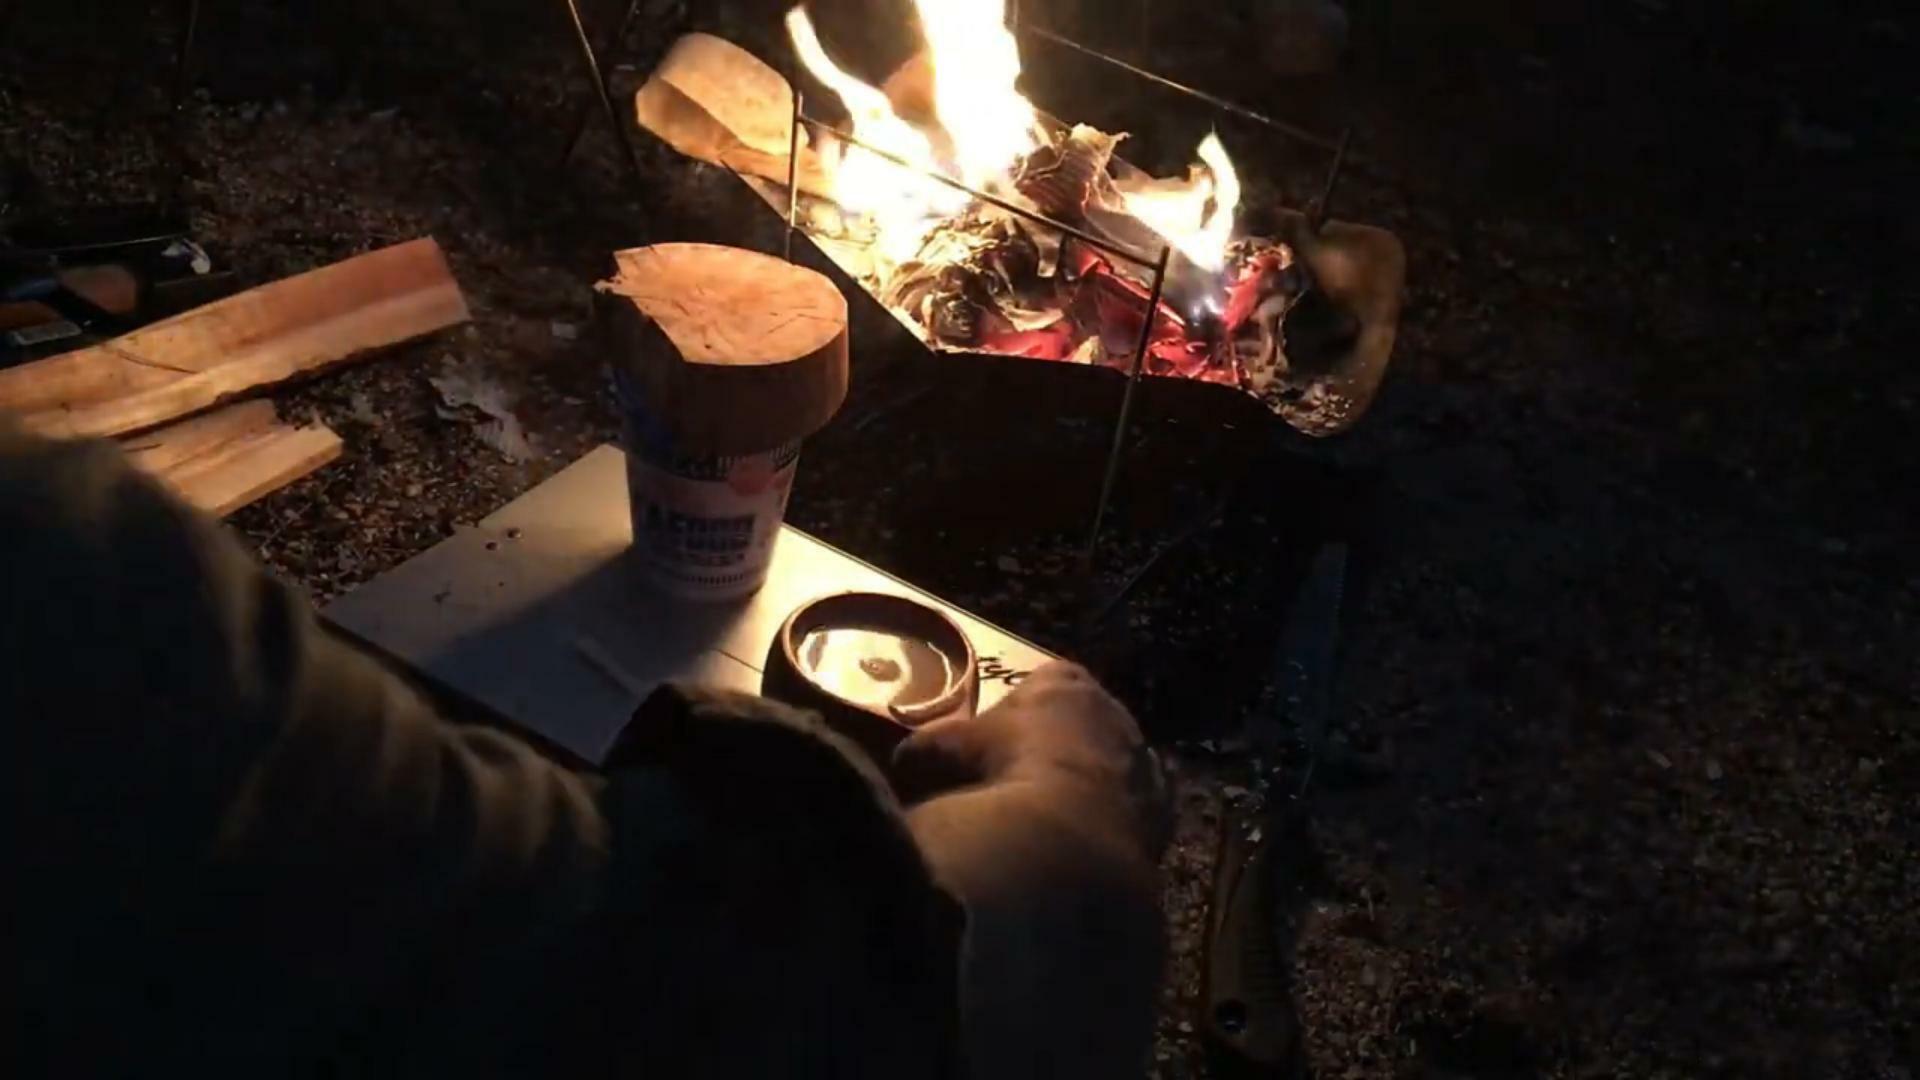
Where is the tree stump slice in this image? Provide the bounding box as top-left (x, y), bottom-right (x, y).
top-left (599, 243), bottom-right (849, 456)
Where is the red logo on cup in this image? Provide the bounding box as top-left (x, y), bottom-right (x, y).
top-left (728, 455), bottom-right (776, 495)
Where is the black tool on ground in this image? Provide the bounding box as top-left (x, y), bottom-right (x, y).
top-left (1201, 541), bottom-right (1349, 1075)
top-left (1, 201), bottom-right (236, 366)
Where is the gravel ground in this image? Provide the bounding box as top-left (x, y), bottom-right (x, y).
top-left (4, 2), bottom-right (1915, 1077)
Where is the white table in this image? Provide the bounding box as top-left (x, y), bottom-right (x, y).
top-left (325, 445), bottom-right (1053, 762)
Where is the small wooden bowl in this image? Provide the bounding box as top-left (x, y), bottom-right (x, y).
top-left (763, 591), bottom-right (979, 764)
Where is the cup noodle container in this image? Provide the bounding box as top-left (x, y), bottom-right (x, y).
top-left (615, 377), bottom-right (802, 600)
top-left (598, 244), bottom-right (849, 601)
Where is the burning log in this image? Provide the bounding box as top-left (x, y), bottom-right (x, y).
top-left (1015, 124), bottom-right (1121, 220)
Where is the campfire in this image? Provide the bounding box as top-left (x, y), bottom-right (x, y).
top-left (633, 5), bottom-right (1404, 436)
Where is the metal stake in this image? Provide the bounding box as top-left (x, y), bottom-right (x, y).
top-left (557, 0), bottom-right (646, 169)
top-left (784, 85), bottom-right (802, 261)
top-left (161, 0), bottom-right (204, 219)
top-left (1014, 21), bottom-right (1344, 155)
top-left (1086, 243), bottom-right (1172, 558)
top-left (173, 0), bottom-right (201, 107)
top-left (558, 0), bottom-right (647, 193)
top-left (1308, 126), bottom-right (1352, 232)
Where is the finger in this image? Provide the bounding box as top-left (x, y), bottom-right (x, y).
top-left (894, 662), bottom-right (1136, 799)
top-left (996, 663), bottom-right (1144, 757)
top-left (892, 664), bottom-right (1098, 783)
top-left (991, 661), bottom-right (1117, 722)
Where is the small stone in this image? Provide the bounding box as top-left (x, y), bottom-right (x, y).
top-left (1647, 749), bottom-right (1672, 769)
top-left (550, 320), bottom-right (580, 342)
top-left (1706, 759), bottom-right (1724, 781)
top-left (995, 554), bottom-right (1024, 574)
top-left (405, 483), bottom-right (423, 498)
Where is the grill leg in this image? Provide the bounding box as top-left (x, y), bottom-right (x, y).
top-left (557, 0), bottom-right (647, 195)
top-left (173, 0), bottom-right (201, 107)
top-left (1087, 244), bottom-right (1172, 559)
top-left (557, 0), bottom-right (645, 169)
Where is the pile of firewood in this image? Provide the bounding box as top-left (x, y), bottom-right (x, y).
top-left (0, 238), bottom-right (468, 515)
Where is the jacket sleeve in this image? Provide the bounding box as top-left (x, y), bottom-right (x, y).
top-left (1, 420), bottom-right (957, 1077)
top-left (1, 418), bottom-right (614, 1066)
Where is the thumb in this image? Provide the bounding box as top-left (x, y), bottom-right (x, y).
top-left (890, 710), bottom-right (1013, 804)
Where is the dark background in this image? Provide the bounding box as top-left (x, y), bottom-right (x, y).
top-left (3, 1), bottom-right (1914, 1076)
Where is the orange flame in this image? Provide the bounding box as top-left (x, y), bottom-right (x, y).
top-left (786, 3), bottom-right (1239, 271)
top-left (1118, 132), bottom-right (1242, 272)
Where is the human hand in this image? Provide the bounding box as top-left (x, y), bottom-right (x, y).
top-left (895, 661), bottom-right (1168, 847)
top-left (893, 662), bottom-right (1169, 1079)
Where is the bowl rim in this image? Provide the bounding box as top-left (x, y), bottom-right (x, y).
top-left (775, 590), bottom-right (979, 727)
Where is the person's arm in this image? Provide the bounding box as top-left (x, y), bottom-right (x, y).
top-left (2, 421), bottom-right (958, 1076)
top-left (1, 418), bottom-right (619, 1064)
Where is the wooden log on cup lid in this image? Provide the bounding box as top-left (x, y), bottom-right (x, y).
top-left (597, 243), bottom-right (849, 456)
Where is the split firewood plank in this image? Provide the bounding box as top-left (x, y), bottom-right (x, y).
top-left (148, 420), bottom-right (344, 518)
top-left (0, 237), bottom-right (468, 439)
top-left (597, 243), bottom-right (848, 455)
top-left (634, 33), bottom-right (837, 199)
top-left (120, 399), bottom-right (280, 475)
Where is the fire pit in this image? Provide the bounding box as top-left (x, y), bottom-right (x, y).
top-left (628, 4), bottom-right (1404, 539)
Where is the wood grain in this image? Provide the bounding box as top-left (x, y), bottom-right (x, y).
top-left (131, 407), bottom-right (345, 518)
top-left (0, 237), bottom-right (468, 438)
top-left (599, 243), bottom-right (849, 455)
top-left (121, 399), bottom-right (279, 475)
